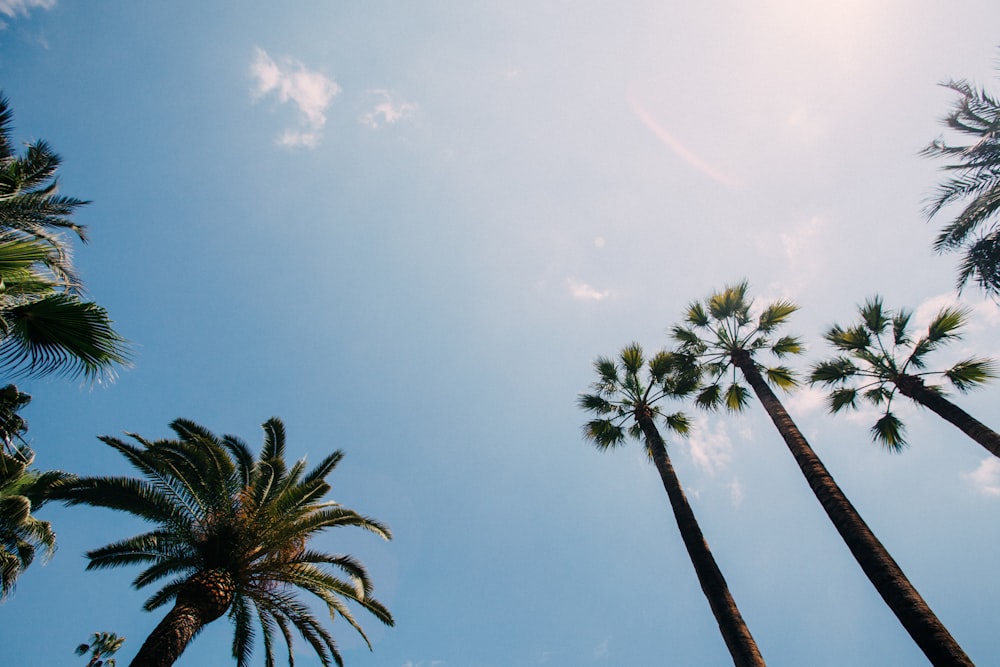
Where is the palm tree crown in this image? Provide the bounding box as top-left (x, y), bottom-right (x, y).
top-left (56, 417), bottom-right (393, 667)
top-left (670, 280), bottom-right (803, 410)
top-left (811, 296), bottom-right (999, 455)
top-left (579, 343), bottom-right (692, 450)
top-left (922, 75), bottom-right (1000, 295)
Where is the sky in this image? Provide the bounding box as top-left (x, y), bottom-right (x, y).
top-left (2, 2), bottom-right (1000, 665)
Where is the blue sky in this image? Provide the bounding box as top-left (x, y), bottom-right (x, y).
top-left (3, 1), bottom-right (1000, 665)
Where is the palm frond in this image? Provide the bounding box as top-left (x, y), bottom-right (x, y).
top-left (810, 357), bottom-right (858, 385)
top-left (944, 357), bottom-right (997, 391)
top-left (871, 412), bottom-right (907, 452)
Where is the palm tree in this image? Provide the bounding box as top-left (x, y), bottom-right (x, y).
top-left (921, 73), bottom-right (1000, 295)
top-left (75, 632), bottom-right (126, 667)
top-left (810, 296), bottom-right (1000, 457)
top-left (0, 94), bottom-right (129, 381)
top-left (0, 445), bottom-right (69, 599)
top-left (54, 417), bottom-right (393, 667)
top-left (579, 343), bottom-right (765, 667)
top-left (671, 281), bottom-right (972, 666)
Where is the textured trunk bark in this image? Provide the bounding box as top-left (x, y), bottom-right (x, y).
top-left (732, 350), bottom-right (972, 666)
top-left (636, 410), bottom-right (766, 667)
top-left (895, 373), bottom-right (1000, 459)
top-left (128, 569), bottom-right (236, 667)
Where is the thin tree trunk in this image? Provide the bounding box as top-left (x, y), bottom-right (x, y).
top-left (636, 410), bottom-right (766, 667)
top-left (732, 350), bottom-right (972, 666)
top-left (129, 570), bottom-right (235, 667)
top-left (895, 373), bottom-right (1000, 459)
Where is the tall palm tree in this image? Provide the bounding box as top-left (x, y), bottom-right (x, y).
top-left (579, 343), bottom-right (765, 667)
top-left (922, 73), bottom-right (1000, 295)
top-left (671, 281), bottom-right (972, 667)
top-left (810, 296), bottom-right (1000, 457)
top-left (54, 417), bottom-right (393, 667)
top-left (0, 445), bottom-right (69, 599)
top-left (0, 94), bottom-right (129, 381)
top-left (75, 632), bottom-right (126, 667)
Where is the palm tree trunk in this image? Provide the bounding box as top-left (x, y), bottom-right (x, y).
top-left (732, 350), bottom-right (972, 666)
top-left (636, 411), bottom-right (766, 667)
top-left (895, 373), bottom-right (1000, 458)
top-left (128, 570), bottom-right (235, 667)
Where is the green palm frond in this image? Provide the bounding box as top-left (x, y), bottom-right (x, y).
top-left (758, 300), bottom-right (798, 332)
top-left (708, 281), bottom-right (750, 321)
top-left (723, 383), bottom-right (750, 412)
top-left (771, 335), bottom-right (803, 357)
top-left (684, 301), bottom-right (710, 327)
top-left (925, 307), bottom-right (967, 344)
top-left (824, 324), bottom-right (871, 352)
top-left (0, 293), bottom-right (130, 381)
top-left (860, 296), bottom-right (889, 334)
top-left (810, 357), bottom-right (859, 385)
top-left (695, 383), bottom-right (723, 411)
top-left (663, 412), bottom-right (691, 435)
top-left (944, 358), bottom-right (998, 391)
top-left (892, 310), bottom-right (913, 345)
top-left (872, 412), bottom-right (907, 452)
top-left (828, 388), bottom-right (859, 413)
top-left (764, 366), bottom-right (798, 391)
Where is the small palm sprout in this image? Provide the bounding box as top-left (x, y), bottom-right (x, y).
top-left (810, 296), bottom-right (1000, 457)
top-left (75, 632), bottom-right (126, 667)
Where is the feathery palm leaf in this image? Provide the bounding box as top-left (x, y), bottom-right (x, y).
top-left (922, 74), bottom-right (1000, 294)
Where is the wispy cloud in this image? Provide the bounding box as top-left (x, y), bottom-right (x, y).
top-left (686, 415), bottom-right (734, 474)
top-left (0, 0), bottom-right (54, 19)
top-left (402, 661), bottom-right (444, 667)
top-left (593, 637), bottom-right (610, 660)
top-left (249, 47), bottom-right (341, 148)
top-left (568, 278), bottom-right (612, 301)
top-left (962, 457), bottom-right (1000, 497)
top-left (359, 89), bottom-right (417, 128)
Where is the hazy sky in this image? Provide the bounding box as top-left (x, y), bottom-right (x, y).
top-left (3, 2), bottom-right (1000, 666)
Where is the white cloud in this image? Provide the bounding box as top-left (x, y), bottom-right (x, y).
top-left (594, 638), bottom-right (610, 659)
top-left (685, 415), bottom-right (734, 474)
top-left (784, 384), bottom-right (827, 417)
top-left (0, 0), bottom-right (54, 19)
top-left (728, 478), bottom-right (744, 507)
top-left (568, 278), bottom-right (612, 301)
top-left (249, 47), bottom-right (340, 148)
top-left (962, 457), bottom-right (1000, 497)
top-left (359, 89), bottom-right (417, 128)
